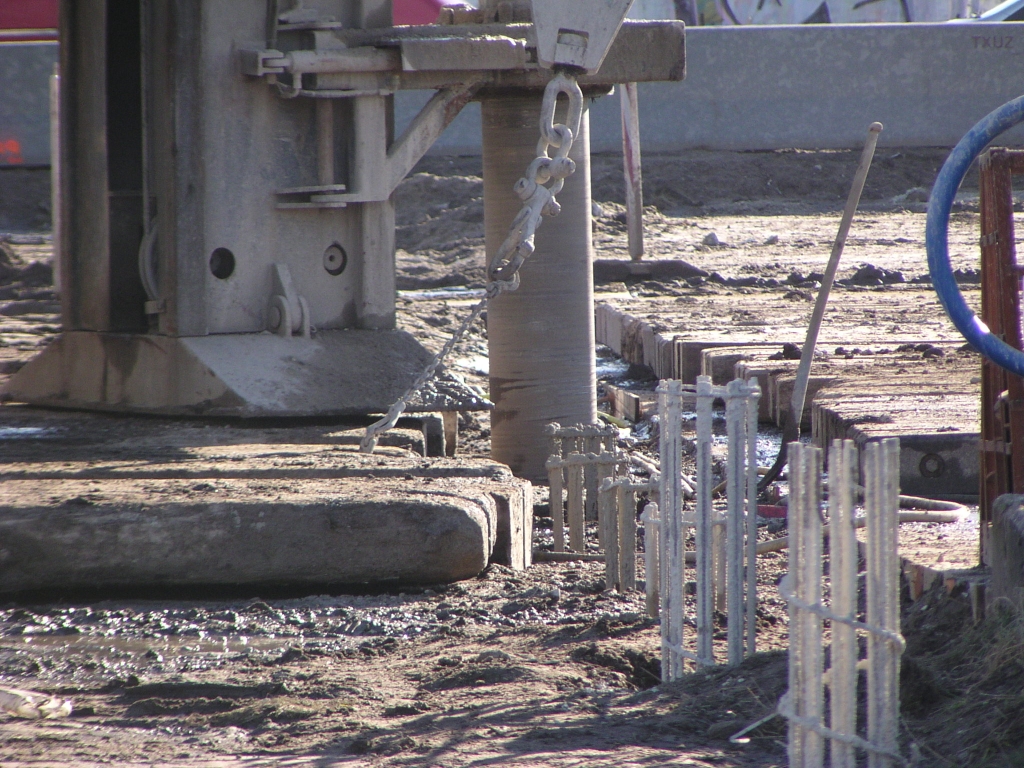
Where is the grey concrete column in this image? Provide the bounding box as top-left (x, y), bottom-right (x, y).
top-left (483, 94), bottom-right (596, 482)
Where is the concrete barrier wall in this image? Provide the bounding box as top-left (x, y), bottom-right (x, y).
top-left (0, 42), bottom-right (57, 166)
top-left (399, 22), bottom-right (1024, 154)
top-left (7, 24), bottom-right (1024, 166)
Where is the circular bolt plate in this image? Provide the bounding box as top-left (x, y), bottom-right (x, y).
top-left (324, 243), bottom-right (348, 276)
top-left (919, 453), bottom-right (946, 478)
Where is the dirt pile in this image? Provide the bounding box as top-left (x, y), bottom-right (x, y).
top-left (394, 172), bottom-right (486, 290)
top-left (900, 582), bottom-right (1024, 768)
top-left (415, 147), bottom-right (969, 216)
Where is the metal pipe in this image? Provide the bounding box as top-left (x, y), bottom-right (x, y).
top-left (49, 63), bottom-right (60, 295)
top-left (927, 93), bottom-right (1024, 376)
top-left (725, 378), bottom-right (746, 665)
top-left (483, 94), bottom-right (596, 482)
top-left (760, 122), bottom-right (882, 491)
top-left (619, 82), bottom-right (644, 260)
top-left (695, 376), bottom-right (715, 666)
top-left (744, 378), bottom-right (760, 658)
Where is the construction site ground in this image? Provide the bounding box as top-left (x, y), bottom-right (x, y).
top-left (0, 148), bottom-right (1019, 767)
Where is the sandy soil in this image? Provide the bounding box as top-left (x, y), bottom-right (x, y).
top-left (0, 147), bottom-right (1003, 766)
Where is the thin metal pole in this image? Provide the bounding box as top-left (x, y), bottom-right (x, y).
top-left (585, 434), bottom-right (599, 523)
top-left (568, 458), bottom-right (585, 552)
top-left (547, 457), bottom-right (564, 552)
top-left (830, 439), bottom-right (858, 768)
top-left (618, 484), bottom-right (637, 591)
top-left (761, 122), bottom-right (883, 491)
top-left (601, 480), bottom-right (618, 589)
top-left (642, 502), bottom-right (660, 617)
top-left (695, 375), bottom-right (715, 666)
top-left (726, 379), bottom-right (745, 665)
top-left (620, 81), bottom-right (644, 260)
top-left (866, 438), bottom-right (901, 768)
top-left (599, 470), bottom-right (617, 591)
top-left (49, 62), bottom-right (61, 294)
top-left (789, 122), bottom-right (884, 435)
top-left (744, 379), bottom-right (760, 657)
top-left (658, 379), bottom-right (684, 680)
top-left (790, 442), bottom-right (824, 767)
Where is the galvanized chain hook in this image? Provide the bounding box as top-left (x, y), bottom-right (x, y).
top-left (487, 72), bottom-right (583, 288)
top-left (360, 72), bottom-right (582, 454)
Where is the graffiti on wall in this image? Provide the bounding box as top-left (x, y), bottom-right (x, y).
top-left (715, 0), bottom-right (994, 24)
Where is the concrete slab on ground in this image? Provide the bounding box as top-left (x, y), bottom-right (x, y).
top-left (0, 407), bottom-right (532, 594)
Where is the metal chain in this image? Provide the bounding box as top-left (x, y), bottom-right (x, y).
top-left (360, 72), bottom-right (584, 453)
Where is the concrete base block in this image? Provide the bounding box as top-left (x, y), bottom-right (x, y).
top-left (3, 329), bottom-right (490, 418)
top-left (0, 407), bottom-right (531, 594)
top-left (991, 494), bottom-right (1024, 606)
top-left (490, 481), bottom-right (534, 571)
top-left (0, 478), bottom-right (502, 592)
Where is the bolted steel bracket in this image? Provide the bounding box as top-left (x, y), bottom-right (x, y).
top-left (267, 264), bottom-right (311, 339)
top-left (530, 0), bottom-right (635, 74)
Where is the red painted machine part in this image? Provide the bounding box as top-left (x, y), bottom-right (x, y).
top-left (0, 1), bottom-right (454, 38)
top-left (0, 0), bottom-right (58, 42)
top-left (394, 0), bottom-right (458, 25)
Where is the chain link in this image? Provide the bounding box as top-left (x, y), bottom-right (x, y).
top-left (360, 72), bottom-right (583, 453)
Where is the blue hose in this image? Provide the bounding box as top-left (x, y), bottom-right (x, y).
top-left (927, 94), bottom-right (1024, 376)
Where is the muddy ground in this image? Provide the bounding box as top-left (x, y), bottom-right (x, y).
top-left (0, 148), bottom-right (1014, 766)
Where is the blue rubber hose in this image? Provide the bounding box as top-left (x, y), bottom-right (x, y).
top-left (927, 94), bottom-right (1024, 376)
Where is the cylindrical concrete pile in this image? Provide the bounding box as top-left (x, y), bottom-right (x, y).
top-left (483, 94), bottom-right (597, 482)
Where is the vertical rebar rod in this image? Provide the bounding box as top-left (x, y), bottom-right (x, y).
top-left (601, 480), bottom-right (618, 589)
top-left (568, 458), bottom-right (585, 553)
top-left (790, 442), bottom-right (824, 767)
top-left (726, 379), bottom-right (746, 666)
top-left (547, 457), bottom-right (564, 552)
top-left (585, 435), bottom-right (598, 523)
top-left (642, 502), bottom-right (660, 618)
top-left (713, 521), bottom-right (727, 614)
top-left (788, 444), bottom-right (804, 768)
top-left (695, 376), bottom-right (715, 667)
top-left (595, 443), bottom-right (606, 552)
top-left (882, 439), bottom-right (901, 768)
top-left (658, 380), bottom-right (684, 680)
top-left (866, 440), bottom-right (882, 768)
top-left (745, 379), bottom-right (761, 657)
top-left (484, 96), bottom-right (596, 482)
top-left (598, 468), bottom-right (617, 590)
top-left (830, 439), bottom-right (858, 768)
top-left (618, 485), bottom-right (637, 592)
top-left (866, 438), bottom-right (901, 768)
top-left (804, 445), bottom-right (824, 768)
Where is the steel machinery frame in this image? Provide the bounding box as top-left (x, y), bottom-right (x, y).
top-left (4, 1), bottom-right (683, 475)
